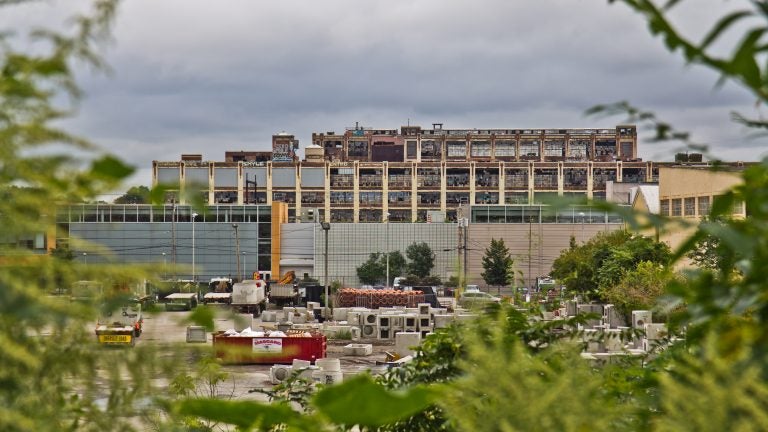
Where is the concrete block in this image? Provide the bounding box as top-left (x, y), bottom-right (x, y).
top-left (346, 311), bottom-right (362, 326)
top-left (418, 303), bottom-right (431, 315)
top-left (604, 329), bottom-right (624, 352)
top-left (395, 332), bottom-right (421, 358)
top-left (361, 311), bottom-right (379, 325)
top-left (261, 311), bottom-right (278, 322)
top-left (342, 343), bottom-right (373, 356)
top-left (186, 326), bottom-right (207, 343)
top-left (418, 316), bottom-right (432, 329)
top-left (377, 315), bottom-right (392, 328)
top-left (433, 314), bottom-right (454, 329)
top-left (378, 328), bottom-right (392, 340)
top-left (644, 323), bottom-right (667, 340)
top-left (332, 307), bottom-right (349, 321)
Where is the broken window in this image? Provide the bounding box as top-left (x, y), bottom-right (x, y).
top-left (494, 140), bottom-right (516, 158)
top-left (534, 168), bottom-right (558, 189)
top-left (348, 140), bottom-right (368, 157)
top-left (564, 168), bottom-right (588, 190)
top-left (505, 168), bottom-right (528, 188)
top-left (446, 140), bottom-right (467, 158)
top-left (520, 140), bottom-right (540, 159)
top-left (470, 140), bottom-right (491, 157)
top-left (567, 139), bottom-right (590, 160)
top-left (420, 140), bottom-right (440, 159)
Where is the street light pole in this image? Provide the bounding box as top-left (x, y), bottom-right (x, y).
top-left (162, 252), bottom-right (167, 279)
top-left (321, 222), bottom-right (331, 317)
top-left (83, 252), bottom-right (87, 265)
top-left (242, 251), bottom-right (247, 279)
top-left (579, 211), bottom-right (585, 243)
top-left (385, 212), bottom-right (390, 287)
top-left (232, 223), bottom-right (241, 282)
top-left (192, 212), bottom-right (198, 282)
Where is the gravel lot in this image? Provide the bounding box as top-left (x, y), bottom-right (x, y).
top-left (139, 307), bottom-right (394, 399)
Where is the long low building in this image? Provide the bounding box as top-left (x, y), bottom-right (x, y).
top-left (58, 203), bottom-right (625, 288)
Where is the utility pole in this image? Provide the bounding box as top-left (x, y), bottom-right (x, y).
top-left (192, 212), bottom-right (198, 282)
top-left (463, 219), bottom-right (468, 284)
top-left (232, 223), bottom-right (241, 282)
top-left (171, 203), bottom-right (177, 280)
top-left (528, 215), bottom-right (533, 290)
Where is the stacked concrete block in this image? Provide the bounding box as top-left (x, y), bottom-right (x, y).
top-left (403, 314), bottom-right (418, 332)
top-left (306, 302), bottom-right (321, 311)
top-left (395, 332), bottom-right (421, 358)
top-left (377, 315), bottom-right (391, 339)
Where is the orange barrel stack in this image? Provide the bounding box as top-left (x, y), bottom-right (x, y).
top-left (337, 288), bottom-right (426, 309)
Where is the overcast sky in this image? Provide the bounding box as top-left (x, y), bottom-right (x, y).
top-left (5, 0), bottom-right (764, 191)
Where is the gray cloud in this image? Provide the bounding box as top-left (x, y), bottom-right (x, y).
top-left (6, 0), bottom-right (765, 189)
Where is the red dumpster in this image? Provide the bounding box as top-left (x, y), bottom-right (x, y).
top-left (213, 332), bottom-right (327, 364)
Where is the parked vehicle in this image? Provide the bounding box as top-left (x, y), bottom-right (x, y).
top-left (458, 291), bottom-right (501, 308)
top-left (164, 292), bottom-right (198, 311)
top-left (410, 286), bottom-right (440, 308)
top-left (231, 279), bottom-right (267, 316)
top-left (157, 279), bottom-right (200, 311)
top-left (96, 299), bottom-right (143, 347)
top-left (203, 277), bottom-right (233, 305)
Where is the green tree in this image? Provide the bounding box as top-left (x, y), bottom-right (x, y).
top-left (551, 230), bottom-right (670, 300)
top-left (356, 252), bottom-right (385, 285)
top-left (481, 238), bottom-right (514, 288)
top-left (114, 185), bottom-right (150, 204)
top-left (356, 251), bottom-right (406, 285)
top-left (406, 242), bottom-right (434, 278)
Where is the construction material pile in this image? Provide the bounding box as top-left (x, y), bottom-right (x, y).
top-left (337, 288), bottom-right (426, 309)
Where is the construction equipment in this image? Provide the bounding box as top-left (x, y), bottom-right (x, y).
top-left (277, 270), bottom-right (296, 285)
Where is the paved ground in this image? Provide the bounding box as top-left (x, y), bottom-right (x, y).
top-left (139, 307), bottom-right (393, 399)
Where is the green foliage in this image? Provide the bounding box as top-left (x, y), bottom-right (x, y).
top-left (356, 251), bottom-right (406, 285)
top-left (480, 238), bottom-right (514, 287)
top-left (551, 230), bottom-right (671, 300)
top-left (314, 374), bottom-right (440, 428)
top-left (406, 242), bottom-right (435, 278)
top-left (442, 337), bottom-right (629, 431)
top-left (114, 185), bottom-right (150, 204)
top-left (603, 261), bottom-right (677, 319)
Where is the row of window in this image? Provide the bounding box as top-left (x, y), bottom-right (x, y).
top-left (658, 195), bottom-right (744, 217)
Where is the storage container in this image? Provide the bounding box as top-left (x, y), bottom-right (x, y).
top-left (213, 332), bottom-right (327, 364)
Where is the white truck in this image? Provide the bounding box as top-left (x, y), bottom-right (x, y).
top-left (231, 279), bottom-right (267, 316)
